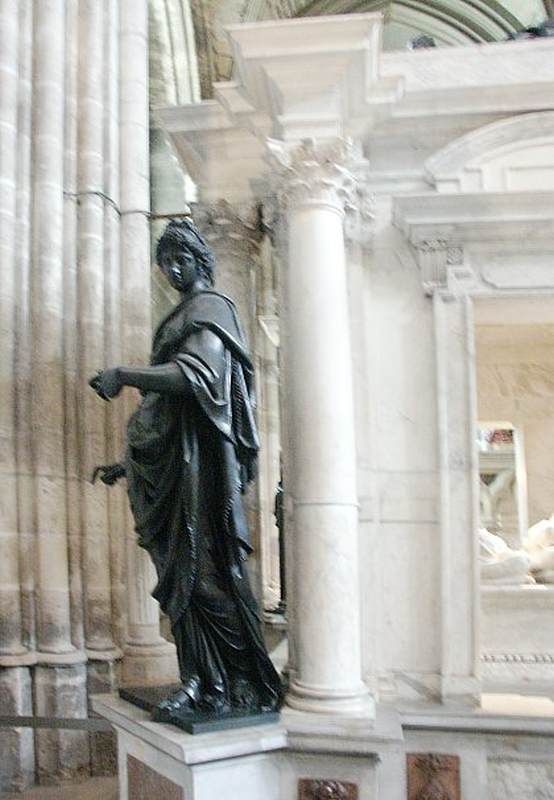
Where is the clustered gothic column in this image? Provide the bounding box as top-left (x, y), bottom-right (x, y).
top-left (31, 0), bottom-right (89, 781)
top-left (0, 0), bottom-right (34, 789)
top-left (0, 0), bottom-right (177, 790)
top-left (271, 139), bottom-right (373, 717)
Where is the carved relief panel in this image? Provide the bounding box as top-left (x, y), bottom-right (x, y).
top-left (407, 753), bottom-right (460, 800)
top-left (298, 778), bottom-right (359, 800)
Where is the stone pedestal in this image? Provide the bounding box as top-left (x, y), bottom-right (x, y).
top-left (94, 690), bottom-right (554, 800)
top-left (92, 694), bottom-right (391, 800)
top-left (93, 693), bottom-right (286, 800)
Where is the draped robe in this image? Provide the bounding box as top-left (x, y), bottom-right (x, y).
top-left (125, 290), bottom-right (281, 709)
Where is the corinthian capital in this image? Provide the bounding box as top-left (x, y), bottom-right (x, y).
top-left (266, 137), bottom-right (361, 211)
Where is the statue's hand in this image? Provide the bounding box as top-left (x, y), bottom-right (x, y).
top-left (89, 368), bottom-right (123, 400)
top-left (92, 463), bottom-right (126, 486)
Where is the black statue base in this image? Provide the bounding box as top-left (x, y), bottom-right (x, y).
top-left (119, 685), bottom-right (280, 735)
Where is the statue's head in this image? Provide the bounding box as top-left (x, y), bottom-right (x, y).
top-left (156, 217), bottom-right (215, 292)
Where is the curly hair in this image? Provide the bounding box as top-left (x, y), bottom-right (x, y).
top-left (156, 217), bottom-right (216, 287)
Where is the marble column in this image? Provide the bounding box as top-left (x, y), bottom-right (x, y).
top-left (119, 0), bottom-right (177, 685)
top-left (271, 139), bottom-right (373, 717)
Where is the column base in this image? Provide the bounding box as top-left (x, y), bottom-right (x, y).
top-left (34, 663), bottom-right (90, 783)
top-left (0, 666), bottom-right (34, 793)
top-left (87, 658), bottom-right (120, 776)
top-left (286, 678), bottom-right (376, 719)
top-left (121, 639), bottom-right (178, 686)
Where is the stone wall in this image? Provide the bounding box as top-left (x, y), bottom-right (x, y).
top-left (476, 324), bottom-right (554, 527)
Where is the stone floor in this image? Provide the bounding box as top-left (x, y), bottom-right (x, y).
top-left (3, 776), bottom-right (118, 800)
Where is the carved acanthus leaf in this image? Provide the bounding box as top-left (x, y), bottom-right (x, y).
top-left (266, 137), bottom-right (359, 209)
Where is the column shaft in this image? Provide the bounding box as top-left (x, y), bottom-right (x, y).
top-left (0, 0), bottom-right (25, 660)
top-left (31, 0), bottom-right (75, 659)
top-left (77, 0), bottom-right (118, 658)
top-left (434, 293), bottom-right (480, 704)
top-left (31, 0), bottom-right (89, 781)
top-left (120, 0), bottom-right (176, 683)
top-left (64, 0), bottom-right (85, 653)
top-left (0, 1), bottom-right (35, 788)
top-left (104, 0), bottom-right (127, 653)
top-left (14, 0), bottom-right (35, 658)
top-left (275, 140), bottom-right (373, 716)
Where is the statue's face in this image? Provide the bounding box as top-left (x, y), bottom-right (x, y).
top-left (159, 245), bottom-right (198, 292)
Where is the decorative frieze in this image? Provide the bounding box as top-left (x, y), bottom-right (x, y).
top-left (407, 754), bottom-right (460, 800)
top-left (298, 778), bottom-right (358, 800)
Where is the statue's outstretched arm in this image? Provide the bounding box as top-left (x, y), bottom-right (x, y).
top-left (89, 363), bottom-right (188, 401)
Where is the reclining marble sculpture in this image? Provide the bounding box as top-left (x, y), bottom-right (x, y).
top-left (479, 527), bottom-right (532, 585)
top-left (89, 218), bottom-right (282, 724)
top-left (525, 516), bottom-right (554, 583)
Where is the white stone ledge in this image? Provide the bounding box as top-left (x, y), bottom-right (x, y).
top-left (482, 583), bottom-right (554, 610)
top-left (92, 694), bottom-right (287, 765)
top-left (93, 692), bottom-right (554, 761)
top-left (401, 706), bottom-right (554, 737)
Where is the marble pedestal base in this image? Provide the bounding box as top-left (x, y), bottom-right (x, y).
top-left (92, 692), bottom-right (554, 799)
top-left (119, 684), bottom-right (280, 733)
top-left (92, 694), bottom-right (385, 800)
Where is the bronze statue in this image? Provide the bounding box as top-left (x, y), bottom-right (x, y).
top-left (90, 218), bottom-right (282, 724)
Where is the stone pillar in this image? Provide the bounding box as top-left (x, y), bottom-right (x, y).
top-left (78, 0), bottom-right (120, 665)
top-left (271, 139), bottom-right (373, 717)
top-left (0, 0), bottom-right (25, 664)
top-left (104, 0), bottom-right (127, 663)
top-left (64, 0), bottom-right (85, 659)
top-left (31, 0), bottom-right (90, 781)
top-left (433, 291), bottom-right (480, 704)
top-left (0, 0), bottom-right (34, 790)
top-left (119, 0), bottom-right (177, 685)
